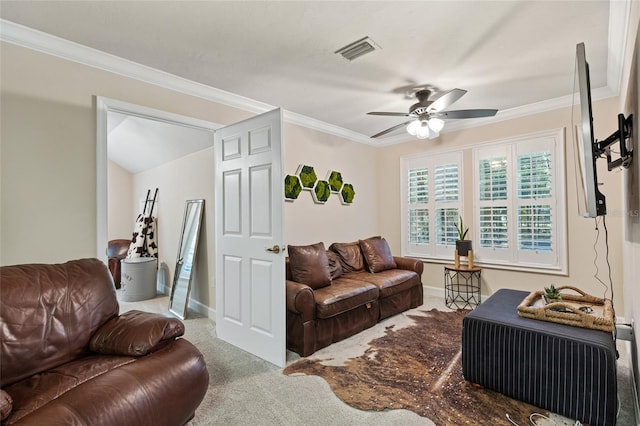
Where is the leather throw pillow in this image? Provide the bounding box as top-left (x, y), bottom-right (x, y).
top-left (359, 237), bottom-right (397, 273)
top-left (326, 251), bottom-right (343, 280)
top-left (328, 241), bottom-right (366, 273)
top-left (287, 242), bottom-right (332, 289)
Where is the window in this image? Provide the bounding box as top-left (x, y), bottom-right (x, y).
top-left (400, 129), bottom-right (566, 273)
top-left (473, 129), bottom-right (566, 272)
top-left (401, 152), bottom-right (462, 259)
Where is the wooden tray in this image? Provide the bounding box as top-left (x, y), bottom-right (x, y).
top-left (517, 286), bottom-right (614, 332)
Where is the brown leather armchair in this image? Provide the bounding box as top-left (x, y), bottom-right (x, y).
top-left (0, 259), bottom-right (209, 425)
top-left (107, 238), bottom-right (131, 288)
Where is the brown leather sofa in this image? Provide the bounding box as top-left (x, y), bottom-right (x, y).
top-left (286, 237), bottom-right (423, 357)
top-left (107, 238), bottom-right (131, 289)
top-left (0, 258), bottom-right (209, 425)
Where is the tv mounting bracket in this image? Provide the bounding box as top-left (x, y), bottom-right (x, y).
top-left (595, 113), bottom-right (633, 171)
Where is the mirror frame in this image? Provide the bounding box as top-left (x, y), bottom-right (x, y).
top-left (169, 199), bottom-right (205, 319)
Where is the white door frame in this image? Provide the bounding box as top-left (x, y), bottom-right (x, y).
top-left (96, 99), bottom-right (286, 366)
top-left (95, 96), bottom-right (221, 263)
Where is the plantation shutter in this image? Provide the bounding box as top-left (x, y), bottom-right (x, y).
top-left (434, 163), bottom-right (459, 246)
top-left (401, 152), bottom-right (462, 258)
top-left (408, 167), bottom-right (429, 245)
top-left (473, 130), bottom-right (565, 272)
top-left (478, 157), bottom-right (509, 250)
top-left (517, 152), bottom-right (553, 253)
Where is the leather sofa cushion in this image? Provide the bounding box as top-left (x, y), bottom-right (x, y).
top-left (347, 270), bottom-right (419, 298)
top-left (90, 310), bottom-right (185, 356)
top-left (0, 259), bottom-right (119, 387)
top-left (359, 237), bottom-right (397, 273)
top-left (4, 339), bottom-right (208, 426)
top-left (288, 242), bottom-right (331, 289)
top-left (4, 355), bottom-right (135, 423)
top-left (328, 241), bottom-right (365, 273)
top-left (314, 278), bottom-right (379, 319)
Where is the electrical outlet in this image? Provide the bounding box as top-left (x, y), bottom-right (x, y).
top-left (616, 322), bottom-right (634, 341)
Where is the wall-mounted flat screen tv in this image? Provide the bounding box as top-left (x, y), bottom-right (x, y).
top-left (572, 42), bottom-right (606, 217)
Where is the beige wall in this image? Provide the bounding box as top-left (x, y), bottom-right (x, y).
top-left (0, 42), bottom-right (252, 266)
top-left (283, 123), bottom-right (379, 247)
top-left (620, 2), bottom-right (640, 412)
top-left (132, 147), bottom-right (215, 310)
top-left (107, 160), bottom-right (134, 241)
top-left (377, 96), bottom-right (626, 314)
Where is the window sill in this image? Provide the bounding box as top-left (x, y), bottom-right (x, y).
top-left (404, 255), bottom-right (568, 276)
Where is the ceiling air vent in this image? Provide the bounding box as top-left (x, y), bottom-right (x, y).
top-left (335, 37), bottom-right (380, 61)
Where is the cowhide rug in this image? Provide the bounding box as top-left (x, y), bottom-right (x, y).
top-left (284, 309), bottom-right (557, 426)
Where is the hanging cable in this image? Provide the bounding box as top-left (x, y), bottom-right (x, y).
top-left (592, 216), bottom-right (617, 343)
top-left (592, 217), bottom-right (609, 298)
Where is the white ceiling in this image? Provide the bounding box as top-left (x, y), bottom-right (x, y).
top-left (108, 111), bottom-right (214, 174)
top-left (0, 1), bottom-right (630, 149)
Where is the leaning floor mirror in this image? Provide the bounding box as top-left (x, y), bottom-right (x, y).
top-left (169, 199), bottom-right (204, 319)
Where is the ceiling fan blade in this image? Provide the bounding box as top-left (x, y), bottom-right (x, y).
top-left (367, 112), bottom-right (411, 117)
top-left (371, 121), bottom-right (413, 138)
top-left (427, 88), bottom-right (467, 112)
top-left (436, 109), bottom-right (498, 119)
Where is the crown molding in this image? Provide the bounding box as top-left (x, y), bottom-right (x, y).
top-left (0, 19), bottom-right (274, 114)
top-left (0, 1), bottom-right (630, 146)
top-left (0, 19), bottom-right (379, 146)
top-left (606, 0), bottom-right (632, 97)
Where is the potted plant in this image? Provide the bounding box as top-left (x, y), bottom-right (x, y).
top-left (454, 215), bottom-right (472, 256)
top-left (543, 284), bottom-right (562, 304)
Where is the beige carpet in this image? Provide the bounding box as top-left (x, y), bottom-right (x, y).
top-left (119, 294), bottom-right (637, 426)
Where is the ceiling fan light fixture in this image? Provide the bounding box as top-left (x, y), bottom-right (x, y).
top-left (406, 119), bottom-right (421, 136)
top-left (428, 117), bottom-right (445, 133)
top-left (415, 121), bottom-right (431, 139)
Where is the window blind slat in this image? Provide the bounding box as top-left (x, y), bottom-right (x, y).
top-left (479, 206), bottom-right (509, 249)
top-left (409, 208), bottom-right (429, 245)
top-left (479, 157), bottom-right (507, 201)
top-left (518, 152), bottom-right (552, 199)
top-left (409, 168), bottom-right (428, 204)
top-left (436, 208), bottom-right (459, 245)
top-left (434, 164), bottom-right (459, 202)
top-left (518, 205), bottom-right (552, 251)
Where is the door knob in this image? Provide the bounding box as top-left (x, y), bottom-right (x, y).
top-left (266, 245), bottom-right (282, 254)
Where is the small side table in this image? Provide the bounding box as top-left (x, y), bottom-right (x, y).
top-left (444, 265), bottom-right (481, 309)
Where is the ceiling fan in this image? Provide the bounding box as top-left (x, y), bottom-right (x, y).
top-left (367, 88), bottom-right (498, 139)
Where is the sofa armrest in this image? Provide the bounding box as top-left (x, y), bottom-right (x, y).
top-left (286, 280), bottom-right (315, 322)
top-left (393, 256), bottom-right (424, 275)
top-left (90, 310), bottom-right (185, 356)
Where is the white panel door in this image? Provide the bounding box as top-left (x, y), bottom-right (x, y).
top-left (214, 109), bottom-right (285, 367)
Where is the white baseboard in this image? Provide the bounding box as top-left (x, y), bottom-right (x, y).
top-left (158, 283), bottom-right (215, 320)
top-left (157, 284), bottom-right (169, 296)
top-left (189, 297), bottom-right (215, 319)
top-left (423, 285), bottom-right (445, 298)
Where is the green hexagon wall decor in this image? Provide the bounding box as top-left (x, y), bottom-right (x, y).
top-left (312, 180), bottom-right (331, 204)
top-left (327, 171), bottom-right (344, 192)
top-left (284, 175), bottom-right (302, 200)
top-left (297, 164), bottom-right (317, 189)
top-left (340, 183), bottom-right (355, 205)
